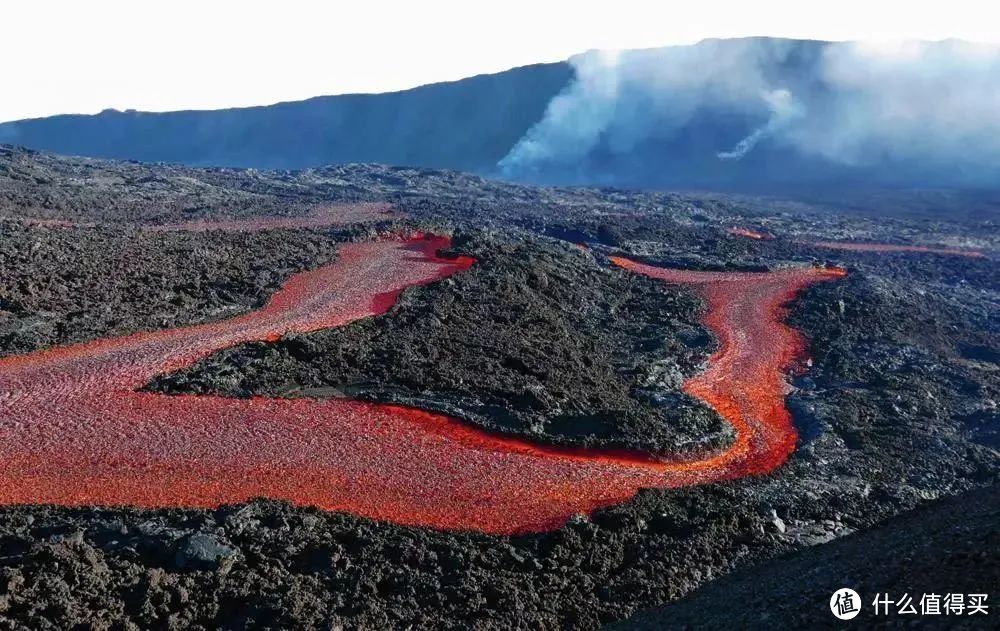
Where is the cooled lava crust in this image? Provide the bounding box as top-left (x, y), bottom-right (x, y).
top-left (810, 240), bottom-right (985, 258)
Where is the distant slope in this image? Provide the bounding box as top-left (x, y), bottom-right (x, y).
top-left (0, 62), bottom-right (572, 172)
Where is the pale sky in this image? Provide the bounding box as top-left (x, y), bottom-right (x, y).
top-left (4, 0), bottom-right (998, 123)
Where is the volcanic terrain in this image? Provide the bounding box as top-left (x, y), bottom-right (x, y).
top-left (0, 145), bottom-right (996, 629)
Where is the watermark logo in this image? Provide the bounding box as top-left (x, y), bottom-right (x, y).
top-left (872, 592), bottom-right (989, 616)
top-left (831, 588), bottom-right (861, 620)
top-left (829, 589), bottom-right (990, 620)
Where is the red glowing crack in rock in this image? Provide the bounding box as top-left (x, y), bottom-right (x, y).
top-left (0, 235), bottom-right (844, 535)
top-left (727, 227), bottom-right (773, 240)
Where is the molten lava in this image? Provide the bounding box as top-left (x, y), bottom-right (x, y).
top-left (728, 227), bottom-right (773, 240)
top-left (0, 238), bottom-right (843, 535)
top-left (608, 258), bottom-right (847, 480)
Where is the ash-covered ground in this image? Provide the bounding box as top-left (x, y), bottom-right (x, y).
top-left (0, 146), bottom-right (997, 629)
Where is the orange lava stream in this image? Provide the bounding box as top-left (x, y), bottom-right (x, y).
top-left (609, 258), bottom-right (847, 480)
top-left (728, 227), bottom-right (773, 240)
top-left (0, 239), bottom-right (843, 535)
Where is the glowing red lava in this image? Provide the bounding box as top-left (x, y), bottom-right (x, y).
top-left (0, 239), bottom-right (843, 535)
top-left (609, 258), bottom-right (847, 482)
top-left (728, 227), bottom-right (773, 240)
top-left (810, 241), bottom-right (984, 258)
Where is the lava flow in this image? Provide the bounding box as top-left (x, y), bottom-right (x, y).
top-left (728, 227), bottom-right (773, 240)
top-left (0, 238), bottom-right (843, 535)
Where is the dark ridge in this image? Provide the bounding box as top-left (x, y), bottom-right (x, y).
top-left (0, 62), bottom-right (572, 172)
top-left (4, 39), bottom-right (1000, 205)
top-left (614, 486), bottom-right (1000, 629)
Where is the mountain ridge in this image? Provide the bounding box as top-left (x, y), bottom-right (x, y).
top-left (4, 37), bottom-right (999, 197)
top-left (0, 62), bottom-right (572, 171)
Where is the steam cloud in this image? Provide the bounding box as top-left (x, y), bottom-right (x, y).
top-left (499, 38), bottom-right (1000, 186)
top-left (717, 88), bottom-right (804, 160)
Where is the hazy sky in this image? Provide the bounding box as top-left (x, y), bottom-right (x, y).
top-left (4, 0), bottom-right (997, 122)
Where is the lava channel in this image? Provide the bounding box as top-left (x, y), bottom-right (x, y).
top-left (728, 227), bottom-right (773, 240)
top-left (0, 238), bottom-right (843, 535)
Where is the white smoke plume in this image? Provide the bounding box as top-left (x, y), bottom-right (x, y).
top-left (499, 38), bottom-right (793, 174)
top-left (496, 49), bottom-right (622, 172)
top-left (790, 40), bottom-right (1000, 169)
top-left (717, 88), bottom-right (804, 160)
top-left (499, 38), bottom-right (1000, 186)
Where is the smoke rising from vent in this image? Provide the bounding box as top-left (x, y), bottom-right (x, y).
top-left (717, 88), bottom-right (804, 160)
top-left (498, 38), bottom-right (1000, 187)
